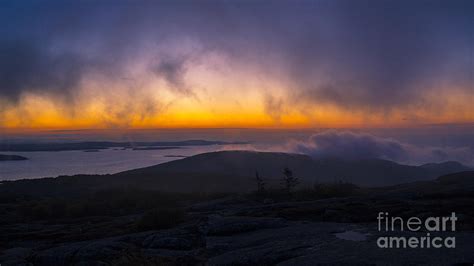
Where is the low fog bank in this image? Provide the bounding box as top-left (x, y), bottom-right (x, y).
top-left (209, 128), bottom-right (474, 167)
top-left (284, 131), bottom-right (474, 167)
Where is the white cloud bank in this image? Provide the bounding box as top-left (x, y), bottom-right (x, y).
top-left (286, 131), bottom-right (474, 166)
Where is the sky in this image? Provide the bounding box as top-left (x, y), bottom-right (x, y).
top-left (0, 0), bottom-right (473, 130)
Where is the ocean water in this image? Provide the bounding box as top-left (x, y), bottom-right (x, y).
top-left (0, 145), bottom-right (233, 181)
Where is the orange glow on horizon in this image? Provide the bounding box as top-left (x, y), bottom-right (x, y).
top-left (2, 100), bottom-right (472, 131)
top-left (0, 73), bottom-right (472, 131)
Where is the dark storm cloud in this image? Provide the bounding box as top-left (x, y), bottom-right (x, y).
top-left (0, 39), bottom-right (87, 101)
top-left (0, 0), bottom-right (472, 110)
top-left (263, 94), bottom-right (285, 122)
top-left (151, 56), bottom-right (193, 95)
top-left (281, 0), bottom-right (474, 110)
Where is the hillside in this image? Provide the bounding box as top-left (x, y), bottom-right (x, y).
top-left (116, 150), bottom-right (471, 188)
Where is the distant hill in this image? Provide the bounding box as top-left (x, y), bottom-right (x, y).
top-left (116, 150), bottom-right (472, 188)
top-left (0, 154), bottom-right (28, 161)
top-left (420, 161), bottom-right (471, 173)
top-left (373, 171), bottom-right (474, 198)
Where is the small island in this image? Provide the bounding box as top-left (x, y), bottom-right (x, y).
top-left (132, 146), bottom-right (182, 151)
top-left (0, 154), bottom-right (28, 161)
top-left (83, 149), bottom-right (100, 152)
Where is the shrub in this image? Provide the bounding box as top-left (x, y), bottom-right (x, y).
top-left (249, 181), bottom-right (360, 202)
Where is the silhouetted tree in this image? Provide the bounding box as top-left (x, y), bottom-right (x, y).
top-left (282, 167), bottom-right (299, 194)
top-left (255, 171), bottom-right (265, 195)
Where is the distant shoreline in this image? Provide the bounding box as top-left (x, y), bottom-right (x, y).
top-left (132, 146), bottom-right (182, 151)
top-left (0, 140), bottom-right (248, 152)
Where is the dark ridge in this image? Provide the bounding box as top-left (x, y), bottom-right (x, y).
top-left (115, 150), bottom-right (472, 187)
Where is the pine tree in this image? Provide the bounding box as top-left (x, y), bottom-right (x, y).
top-left (282, 167), bottom-right (299, 194)
top-left (255, 171), bottom-right (265, 195)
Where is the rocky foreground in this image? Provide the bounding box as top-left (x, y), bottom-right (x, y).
top-left (2, 194), bottom-right (474, 266)
top-left (1, 171), bottom-right (474, 265)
